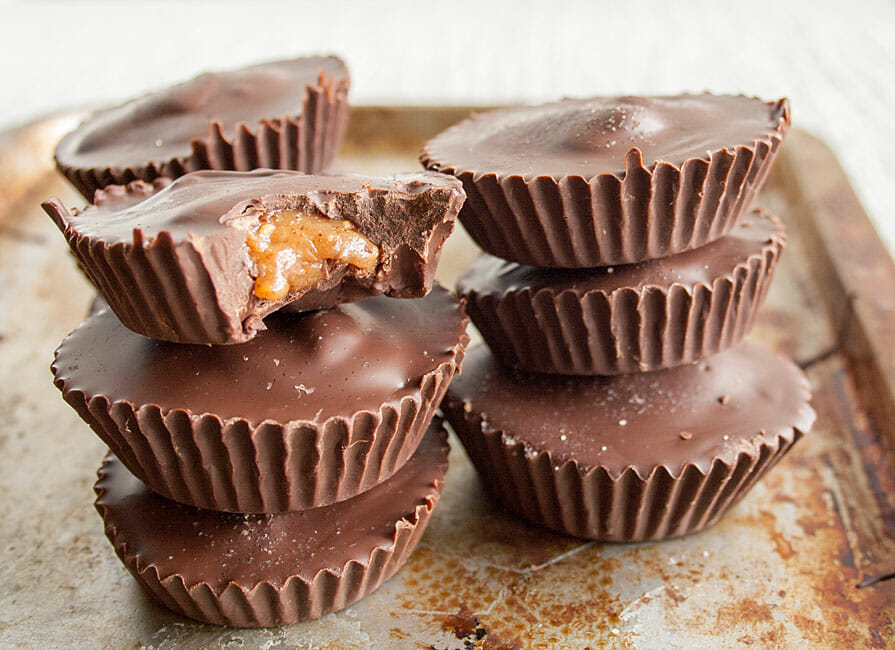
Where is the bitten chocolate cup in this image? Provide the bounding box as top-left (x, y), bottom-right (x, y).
top-left (53, 288), bottom-right (468, 514)
top-left (42, 170), bottom-right (465, 345)
top-left (421, 94), bottom-right (789, 267)
top-left (94, 422), bottom-right (449, 627)
top-left (55, 56), bottom-right (350, 201)
top-left (459, 208), bottom-right (786, 375)
top-left (442, 344), bottom-right (815, 542)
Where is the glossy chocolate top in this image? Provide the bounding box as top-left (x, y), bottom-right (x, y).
top-left (458, 209), bottom-right (784, 296)
top-left (53, 288), bottom-right (466, 426)
top-left (445, 344), bottom-right (814, 476)
top-left (95, 424), bottom-right (448, 589)
top-left (424, 94), bottom-right (789, 179)
top-left (56, 57), bottom-right (346, 170)
top-left (62, 169), bottom-right (462, 244)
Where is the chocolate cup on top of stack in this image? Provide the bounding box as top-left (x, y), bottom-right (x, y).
top-left (55, 56), bottom-right (350, 201)
top-left (421, 93), bottom-right (790, 268)
top-left (53, 288), bottom-right (468, 514)
top-left (459, 208), bottom-right (786, 375)
top-left (42, 170), bottom-right (465, 345)
top-left (94, 421), bottom-right (450, 627)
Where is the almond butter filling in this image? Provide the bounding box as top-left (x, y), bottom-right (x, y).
top-left (245, 210), bottom-right (379, 301)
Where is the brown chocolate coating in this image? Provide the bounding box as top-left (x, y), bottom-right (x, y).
top-left (42, 169), bottom-right (465, 344)
top-left (55, 57), bottom-right (350, 199)
top-left (53, 289), bottom-right (468, 513)
top-left (458, 209), bottom-right (786, 375)
top-left (421, 94), bottom-right (789, 268)
top-left (460, 209), bottom-right (782, 295)
top-left (94, 423), bottom-right (449, 626)
top-left (56, 289), bottom-right (463, 424)
top-left (443, 343), bottom-right (814, 476)
top-left (423, 94), bottom-right (789, 179)
top-left (442, 344), bottom-right (814, 541)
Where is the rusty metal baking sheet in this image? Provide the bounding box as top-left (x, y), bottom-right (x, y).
top-left (0, 109), bottom-right (893, 649)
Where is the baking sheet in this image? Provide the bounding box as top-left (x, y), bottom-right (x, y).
top-left (0, 108), bottom-right (893, 649)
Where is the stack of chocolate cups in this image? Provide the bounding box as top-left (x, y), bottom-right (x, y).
top-left (422, 94), bottom-right (816, 542)
top-left (44, 58), bottom-right (472, 627)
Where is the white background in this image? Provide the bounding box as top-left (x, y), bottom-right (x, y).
top-left (2, 0), bottom-right (893, 254)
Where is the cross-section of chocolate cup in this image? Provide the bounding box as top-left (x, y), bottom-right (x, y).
top-left (422, 94), bottom-right (789, 267)
top-left (42, 169), bottom-right (465, 345)
top-left (442, 344), bottom-right (814, 542)
top-left (94, 422), bottom-right (449, 627)
top-left (54, 288), bottom-right (468, 513)
top-left (55, 56), bottom-right (350, 201)
top-left (459, 208), bottom-right (785, 375)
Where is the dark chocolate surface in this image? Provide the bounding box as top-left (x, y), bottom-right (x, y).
top-left (56, 57), bottom-right (347, 171)
top-left (58, 169), bottom-right (463, 244)
top-left (42, 170), bottom-right (465, 344)
top-left (458, 209), bottom-right (783, 296)
top-left (53, 288), bottom-right (467, 426)
top-left (424, 94), bottom-right (788, 179)
top-left (444, 343), bottom-right (814, 476)
top-left (95, 424), bottom-right (448, 589)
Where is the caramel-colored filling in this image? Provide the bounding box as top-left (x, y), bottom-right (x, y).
top-left (246, 210), bottom-right (379, 301)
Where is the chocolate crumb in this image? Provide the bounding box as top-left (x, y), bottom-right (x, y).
top-left (718, 394), bottom-right (730, 405)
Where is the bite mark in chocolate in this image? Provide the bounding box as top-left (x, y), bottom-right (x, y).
top-left (42, 169), bottom-right (465, 344)
top-left (246, 209), bottom-right (379, 300)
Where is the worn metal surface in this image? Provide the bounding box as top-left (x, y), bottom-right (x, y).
top-left (0, 109), bottom-right (893, 649)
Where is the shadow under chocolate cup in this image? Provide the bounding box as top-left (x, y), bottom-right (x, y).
top-left (459, 208), bottom-right (786, 375)
top-left (442, 344), bottom-right (815, 542)
top-left (42, 170), bottom-right (465, 345)
top-left (53, 288), bottom-right (468, 514)
top-left (55, 56), bottom-right (350, 201)
top-left (421, 94), bottom-right (789, 268)
top-left (94, 421), bottom-right (449, 627)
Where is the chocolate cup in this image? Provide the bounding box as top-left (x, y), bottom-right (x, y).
top-left (94, 423), bottom-right (449, 627)
top-left (53, 289), bottom-right (468, 513)
top-left (459, 209), bottom-right (786, 375)
top-left (421, 94), bottom-right (790, 267)
top-left (55, 57), bottom-right (349, 201)
top-left (42, 170), bottom-right (465, 345)
top-left (442, 344), bottom-right (815, 542)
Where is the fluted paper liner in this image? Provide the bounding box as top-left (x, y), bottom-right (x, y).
top-left (462, 210), bottom-right (786, 375)
top-left (54, 322), bottom-right (468, 514)
top-left (446, 413), bottom-right (810, 543)
top-left (42, 180), bottom-right (284, 345)
top-left (422, 97), bottom-right (790, 267)
top-left (57, 70), bottom-right (349, 201)
top-left (442, 349), bottom-right (815, 542)
top-left (42, 173), bottom-right (466, 345)
top-left (94, 425), bottom-right (448, 627)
